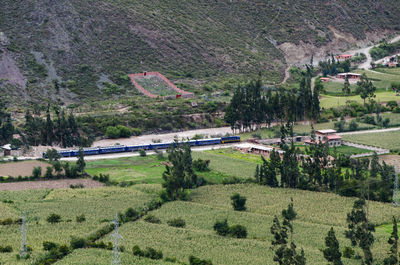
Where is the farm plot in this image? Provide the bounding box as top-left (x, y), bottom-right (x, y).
top-left (0, 160), bottom-right (52, 177)
top-left (320, 91), bottom-right (399, 108)
top-left (342, 130), bottom-right (400, 150)
top-left (0, 179), bottom-right (104, 191)
top-left (114, 184), bottom-right (399, 265)
top-left (135, 75), bottom-right (178, 97)
top-left (0, 184), bottom-right (162, 264)
top-left (85, 155), bottom-right (168, 184)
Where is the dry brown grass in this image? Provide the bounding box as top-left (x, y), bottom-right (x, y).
top-left (0, 160), bottom-right (51, 177)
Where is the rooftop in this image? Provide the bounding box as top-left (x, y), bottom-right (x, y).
top-left (316, 129), bottom-right (337, 134)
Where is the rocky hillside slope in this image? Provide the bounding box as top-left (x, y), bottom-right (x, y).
top-left (0, 0), bottom-right (399, 104)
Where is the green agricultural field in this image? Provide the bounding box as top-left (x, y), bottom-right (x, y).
top-left (85, 155), bottom-right (168, 184)
top-left (0, 185), bottom-right (161, 264)
top-left (134, 75), bottom-right (178, 97)
top-left (342, 130), bottom-right (400, 150)
top-left (374, 67), bottom-right (400, 76)
top-left (320, 91), bottom-right (399, 108)
top-left (112, 184), bottom-right (400, 265)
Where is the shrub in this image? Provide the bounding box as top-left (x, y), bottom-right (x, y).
top-left (229, 224), bottom-right (247, 238)
top-left (144, 215), bottom-right (161, 224)
top-left (193, 159), bottom-right (210, 172)
top-left (76, 214), bottom-right (86, 223)
top-left (165, 257), bottom-right (177, 262)
top-left (230, 193), bottom-right (247, 211)
top-left (70, 237), bottom-right (88, 249)
top-left (47, 213), bottom-right (61, 224)
top-left (132, 245), bottom-right (144, 256)
top-left (32, 166), bottom-right (42, 179)
top-left (70, 184), bottom-right (84, 189)
top-left (125, 207), bottom-right (139, 221)
top-left (43, 241), bottom-right (58, 251)
top-left (213, 219), bottom-right (229, 236)
top-left (116, 125), bottom-right (131, 138)
top-left (0, 245), bottom-right (13, 253)
top-left (143, 247), bottom-right (163, 260)
top-left (167, 218), bottom-right (186, 228)
top-left (189, 255), bottom-right (213, 265)
top-left (139, 148), bottom-right (146, 157)
top-left (343, 246), bottom-right (355, 258)
top-left (348, 120), bottom-right (358, 131)
top-left (106, 126), bottom-right (120, 139)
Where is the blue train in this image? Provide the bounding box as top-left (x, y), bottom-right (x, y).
top-left (43, 136), bottom-right (241, 158)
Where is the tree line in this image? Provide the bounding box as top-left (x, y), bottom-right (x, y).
top-left (254, 123), bottom-right (394, 203)
top-left (225, 71), bottom-right (320, 132)
top-left (24, 105), bottom-right (92, 148)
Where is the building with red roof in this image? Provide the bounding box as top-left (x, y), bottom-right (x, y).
top-left (305, 129), bottom-right (342, 147)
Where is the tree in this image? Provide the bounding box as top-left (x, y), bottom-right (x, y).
top-left (231, 193), bottom-right (246, 211)
top-left (356, 73), bottom-right (376, 106)
top-left (76, 148), bottom-right (86, 173)
top-left (45, 148), bottom-right (61, 162)
top-left (32, 166), bottom-right (42, 179)
top-left (270, 200), bottom-right (305, 265)
top-left (383, 217), bottom-right (398, 265)
top-left (345, 198), bottom-right (375, 265)
top-left (47, 213), bottom-right (61, 224)
top-left (370, 152), bottom-right (380, 178)
top-left (342, 75), bottom-right (350, 96)
top-left (45, 166), bottom-right (53, 179)
top-left (323, 227), bottom-right (343, 265)
top-left (162, 142), bottom-right (198, 200)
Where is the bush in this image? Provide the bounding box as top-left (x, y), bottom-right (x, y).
top-left (229, 224), bottom-right (247, 238)
top-left (189, 255), bottom-right (213, 265)
top-left (0, 245), bottom-right (13, 253)
top-left (70, 237), bottom-right (88, 249)
top-left (230, 193), bottom-right (247, 211)
top-left (343, 246), bottom-right (355, 258)
top-left (32, 166), bottom-right (42, 179)
top-left (43, 241), bottom-right (58, 251)
top-left (348, 120), bottom-right (358, 131)
top-left (167, 218), bottom-right (186, 228)
top-left (132, 245), bottom-right (144, 256)
top-left (106, 126), bottom-right (120, 139)
top-left (139, 148), bottom-right (146, 157)
top-left (144, 247), bottom-right (163, 260)
top-left (165, 257), bottom-right (177, 262)
top-left (193, 159), bottom-right (210, 172)
top-left (116, 125), bottom-right (131, 138)
top-left (213, 219), bottom-right (229, 236)
top-left (144, 215), bottom-right (161, 224)
top-left (125, 207), bottom-right (139, 221)
top-left (76, 214), bottom-right (86, 223)
top-left (47, 213), bottom-right (61, 224)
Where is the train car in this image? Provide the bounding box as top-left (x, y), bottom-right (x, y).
top-left (43, 136), bottom-right (241, 158)
top-left (221, 136), bottom-right (241, 143)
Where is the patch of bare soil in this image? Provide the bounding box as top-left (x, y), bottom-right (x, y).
top-left (379, 155), bottom-right (400, 167)
top-left (0, 160), bottom-right (52, 177)
top-left (0, 179), bottom-right (104, 191)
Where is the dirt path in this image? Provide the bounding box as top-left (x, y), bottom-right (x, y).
top-left (0, 179), bottom-right (104, 191)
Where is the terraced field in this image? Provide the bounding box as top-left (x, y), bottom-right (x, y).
top-left (0, 185), bottom-right (161, 264)
top-left (113, 184), bottom-right (400, 265)
top-left (342, 130), bottom-right (400, 150)
top-left (135, 76), bottom-right (178, 97)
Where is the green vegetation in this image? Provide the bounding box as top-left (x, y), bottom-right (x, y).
top-left (134, 76), bottom-right (178, 97)
top-left (370, 41), bottom-right (400, 60)
top-left (0, 184), bottom-right (161, 264)
top-left (342, 130), bottom-right (400, 150)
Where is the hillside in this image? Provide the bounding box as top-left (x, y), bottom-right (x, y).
top-left (0, 0), bottom-right (400, 104)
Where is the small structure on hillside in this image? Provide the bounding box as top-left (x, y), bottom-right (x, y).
top-left (1, 144), bottom-right (11, 156)
top-left (335, 54), bottom-right (352, 61)
top-left (305, 129), bottom-right (342, 147)
top-left (320, 77), bottom-right (331, 82)
top-left (337, 72), bottom-right (361, 81)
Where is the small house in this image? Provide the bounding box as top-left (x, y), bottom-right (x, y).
top-left (320, 77), bottom-right (331, 82)
top-left (2, 144), bottom-right (11, 156)
top-left (305, 129), bottom-right (342, 147)
top-left (337, 73), bottom-right (361, 81)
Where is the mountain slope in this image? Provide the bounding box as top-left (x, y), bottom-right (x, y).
top-left (0, 0), bottom-right (399, 103)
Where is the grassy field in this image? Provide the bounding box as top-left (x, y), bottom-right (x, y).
top-left (320, 91), bottom-right (399, 108)
top-left (0, 184), bottom-right (161, 264)
top-left (85, 155), bottom-right (168, 184)
top-left (112, 184), bottom-right (400, 265)
top-left (134, 75), bottom-right (178, 97)
top-left (342, 130), bottom-right (400, 150)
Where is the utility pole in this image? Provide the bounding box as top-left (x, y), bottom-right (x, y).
top-left (393, 165), bottom-right (399, 207)
top-left (20, 213), bottom-right (27, 258)
top-left (111, 214), bottom-right (122, 265)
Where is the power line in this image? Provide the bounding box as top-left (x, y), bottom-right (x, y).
top-left (20, 212), bottom-right (27, 259)
top-left (111, 214), bottom-right (122, 265)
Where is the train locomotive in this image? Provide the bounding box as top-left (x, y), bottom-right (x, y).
top-left (43, 136), bottom-right (241, 158)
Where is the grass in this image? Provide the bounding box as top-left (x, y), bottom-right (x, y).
top-left (0, 184), bottom-right (161, 264)
top-left (320, 91), bottom-right (400, 108)
top-left (134, 75), bottom-right (178, 97)
top-left (331, 145), bottom-right (372, 155)
top-left (112, 184), bottom-right (400, 265)
top-left (85, 155), bottom-right (168, 184)
top-left (342, 130), bottom-right (400, 150)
